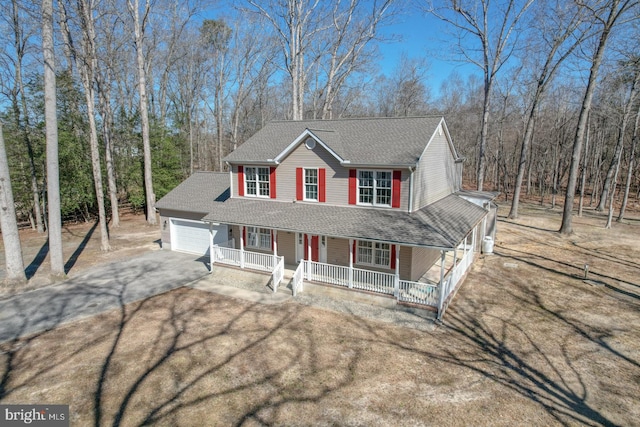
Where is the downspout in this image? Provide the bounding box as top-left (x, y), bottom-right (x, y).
top-left (437, 250), bottom-right (446, 321)
top-left (209, 222), bottom-right (214, 273)
top-left (408, 166), bottom-right (415, 213)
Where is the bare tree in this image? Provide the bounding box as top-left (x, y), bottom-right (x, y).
top-left (42, 0), bottom-right (65, 277)
top-left (559, 0), bottom-right (638, 234)
top-left (7, 0), bottom-right (44, 233)
top-left (317, 0), bottom-right (395, 119)
top-left (617, 84), bottom-right (640, 221)
top-left (427, 0), bottom-right (534, 191)
top-left (508, 0), bottom-right (587, 219)
top-left (127, 0), bottom-right (156, 225)
top-left (0, 122), bottom-right (27, 284)
top-left (246, 0), bottom-right (329, 120)
top-left (58, 0), bottom-right (110, 251)
top-left (604, 59), bottom-right (640, 227)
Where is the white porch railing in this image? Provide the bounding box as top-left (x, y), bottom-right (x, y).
top-left (438, 242), bottom-right (476, 318)
top-left (212, 244), bottom-right (280, 273)
top-left (292, 262), bottom-right (305, 296)
top-left (272, 256), bottom-right (284, 293)
top-left (306, 261), bottom-right (350, 287)
top-left (352, 267), bottom-right (395, 295)
top-left (398, 280), bottom-right (439, 307)
top-left (304, 261), bottom-right (395, 295)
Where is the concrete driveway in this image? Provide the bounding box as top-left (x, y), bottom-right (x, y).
top-left (0, 250), bottom-right (209, 343)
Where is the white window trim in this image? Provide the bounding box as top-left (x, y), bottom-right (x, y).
top-left (356, 169), bottom-right (392, 207)
top-left (355, 240), bottom-right (391, 269)
top-left (303, 167), bottom-right (318, 202)
top-left (246, 226), bottom-right (271, 250)
top-left (244, 166), bottom-right (270, 198)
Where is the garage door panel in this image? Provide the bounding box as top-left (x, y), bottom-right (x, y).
top-left (171, 219), bottom-right (227, 256)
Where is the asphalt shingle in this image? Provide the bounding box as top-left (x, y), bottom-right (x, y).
top-left (224, 116), bottom-right (450, 166)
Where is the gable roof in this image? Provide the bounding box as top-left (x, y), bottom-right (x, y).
top-left (224, 116), bottom-right (451, 167)
top-left (155, 172), bottom-right (229, 214)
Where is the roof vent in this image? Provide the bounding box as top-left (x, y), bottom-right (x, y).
top-left (304, 137), bottom-right (316, 150)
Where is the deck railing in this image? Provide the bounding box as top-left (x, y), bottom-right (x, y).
top-left (305, 261), bottom-right (395, 295)
top-left (292, 262), bottom-right (305, 296)
top-left (213, 244), bottom-right (279, 272)
top-left (272, 256), bottom-right (284, 293)
top-left (213, 245), bottom-right (241, 267)
top-left (398, 280), bottom-right (439, 307)
top-left (438, 242), bottom-right (476, 318)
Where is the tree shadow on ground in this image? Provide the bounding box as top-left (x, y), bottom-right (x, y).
top-left (25, 239), bottom-right (49, 279)
top-left (65, 221), bottom-right (98, 273)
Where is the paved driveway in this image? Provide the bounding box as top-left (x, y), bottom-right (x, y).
top-left (0, 250), bottom-right (209, 343)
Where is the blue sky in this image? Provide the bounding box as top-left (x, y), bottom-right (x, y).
top-left (377, 11), bottom-right (479, 94)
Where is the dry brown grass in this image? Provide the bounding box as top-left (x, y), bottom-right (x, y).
top-left (1, 204), bottom-right (639, 426)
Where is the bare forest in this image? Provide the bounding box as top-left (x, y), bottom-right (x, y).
top-left (1, 0), bottom-right (639, 272)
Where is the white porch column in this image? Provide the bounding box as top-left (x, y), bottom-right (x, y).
top-left (306, 234), bottom-right (312, 280)
top-left (209, 223), bottom-right (214, 273)
top-left (394, 244), bottom-right (400, 298)
top-left (348, 239), bottom-right (354, 288)
top-left (240, 225), bottom-right (245, 269)
top-left (272, 229), bottom-right (278, 268)
top-left (437, 250), bottom-right (447, 321)
top-left (453, 247), bottom-right (458, 269)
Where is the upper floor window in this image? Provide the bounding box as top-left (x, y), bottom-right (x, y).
top-left (358, 170), bottom-right (391, 206)
top-left (247, 226), bottom-right (271, 250)
top-left (356, 240), bottom-right (390, 268)
top-left (304, 168), bottom-right (318, 201)
top-left (245, 167), bottom-right (270, 197)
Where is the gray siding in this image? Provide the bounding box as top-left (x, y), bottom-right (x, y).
top-left (230, 142), bottom-right (410, 210)
top-left (278, 231), bottom-right (296, 265)
top-left (278, 141), bottom-right (349, 205)
top-left (413, 125), bottom-right (460, 210)
top-left (158, 209), bottom-right (208, 249)
top-left (411, 246), bottom-right (441, 281)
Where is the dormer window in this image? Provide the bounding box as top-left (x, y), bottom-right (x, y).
top-left (245, 167), bottom-right (270, 197)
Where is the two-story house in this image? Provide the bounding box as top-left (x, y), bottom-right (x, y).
top-left (156, 116), bottom-right (497, 319)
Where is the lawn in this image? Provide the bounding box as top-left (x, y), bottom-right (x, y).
top-left (1, 204), bottom-right (639, 426)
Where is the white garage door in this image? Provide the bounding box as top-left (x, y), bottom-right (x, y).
top-left (170, 219), bottom-right (228, 256)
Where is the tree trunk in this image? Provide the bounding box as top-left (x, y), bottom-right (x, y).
top-left (128, 0), bottom-right (156, 225)
top-left (42, 0), bottom-right (65, 278)
top-left (578, 113), bottom-right (590, 217)
top-left (0, 123), bottom-right (27, 284)
top-left (12, 0), bottom-right (44, 234)
top-left (559, 0), bottom-right (624, 235)
top-left (618, 100), bottom-right (640, 221)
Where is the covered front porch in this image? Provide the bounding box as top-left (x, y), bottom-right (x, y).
top-left (208, 222), bottom-right (481, 320)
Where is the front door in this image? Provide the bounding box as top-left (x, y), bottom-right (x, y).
top-left (297, 233), bottom-right (323, 262)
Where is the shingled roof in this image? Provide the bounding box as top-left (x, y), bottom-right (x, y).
top-left (201, 195), bottom-right (486, 250)
top-left (224, 116), bottom-right (453, 166)
top-left (155, 172), bottom-right (229, 213)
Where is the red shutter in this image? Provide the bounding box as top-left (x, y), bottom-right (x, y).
top-left (353, 240), bottom-right (357, 263)
top-left (390, 245), bottom-right (396, 269)
top-left (304, 234), bottom-right (309, 260)
top-left (348, 169), bottom-right (357, 204)
top-left (271, 230), bottom-right (274, 250)
top-left (311, 236), bottom-right (319, 262)
top-left (296, 168), bottom-right (303, 201)
top-left (242, 227), bottom-right (246, 246)
top-left (319, 168), bottom-right (326, 202)
top-left (238, 166), bottom-right (244, 196)
top-left (270, 167), bottom-right (277, 199)
top-left (392, 170), bottom-right (401, 208)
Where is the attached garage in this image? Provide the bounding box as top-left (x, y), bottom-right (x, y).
top-left (169, 218), bottom-right (228, 256)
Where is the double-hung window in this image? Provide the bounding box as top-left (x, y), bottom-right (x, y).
top-left (304, 168), bottom-right (318, 201)
top-left (356, 241), bottom-right (391, 268)
top-left (246, 227), bottom-right (271, 250)
top-left (358, 170), bottom-right (392, 206)
top-left (245, 167), bottom-right (270, 197)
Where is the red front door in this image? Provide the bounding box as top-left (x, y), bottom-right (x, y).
top-left (303, 235), bottom-right (319, 262)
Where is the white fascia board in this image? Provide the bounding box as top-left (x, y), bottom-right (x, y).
top-left (274, 129), bottom-right (345, 163)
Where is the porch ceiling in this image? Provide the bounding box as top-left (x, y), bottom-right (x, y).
top-left (201, 194), bottom-right (487, 250)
